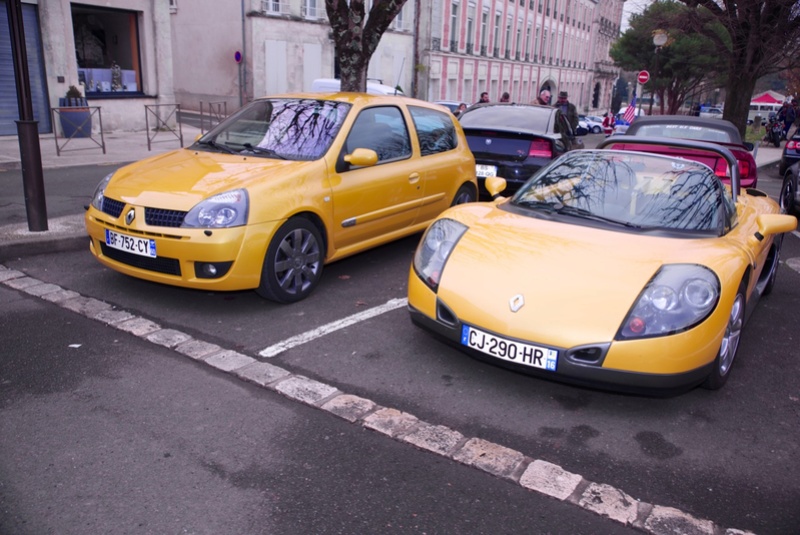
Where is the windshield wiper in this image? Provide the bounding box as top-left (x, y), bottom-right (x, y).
top-left (555, 205), bottom-right (643, 229)
top-left (242, 143), bottom-right (286, 159)
top-left (514, 199), bottom-right (564, 212)
top-left (196, 139), bottom-right (237, 154)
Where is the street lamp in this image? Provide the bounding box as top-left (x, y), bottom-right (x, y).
top-left (649, 30), bottom-right (668, 115)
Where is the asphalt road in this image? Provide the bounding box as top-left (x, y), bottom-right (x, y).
top-left (0, 284), bottom-right (642, 535)
top-left (1, 162), bottom-right (799, 534)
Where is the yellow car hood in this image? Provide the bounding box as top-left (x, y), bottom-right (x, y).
top-left (438, 204), bottom-right (726, 348)
top-left (106, 148), bottom-right (318, 211)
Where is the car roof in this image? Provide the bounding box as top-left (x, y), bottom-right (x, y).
top-left (625, 115), bottom-right (743, 144)
top-left (458, 103), bottom-right (557, 134)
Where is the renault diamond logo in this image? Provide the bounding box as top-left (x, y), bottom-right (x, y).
top-left (125, 208), bottom-right (135, 225)
top-left (509, 294), bottom-right (525, 312)
top-left (485, 138), bottom-right (492, 146)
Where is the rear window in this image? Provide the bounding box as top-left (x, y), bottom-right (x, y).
top-left (630, 124), bottom-right (734, 144)
top-left (459, 105), bottom-right (553, 131)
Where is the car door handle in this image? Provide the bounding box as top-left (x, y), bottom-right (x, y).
top-left (408, 172), bottom-right (421, 184)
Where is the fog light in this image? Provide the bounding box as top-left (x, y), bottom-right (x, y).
top-left (194, 261), bottom-right (233, 279)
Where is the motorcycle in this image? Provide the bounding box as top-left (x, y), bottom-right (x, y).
top-left (765, 116), bottom-right (783, 147)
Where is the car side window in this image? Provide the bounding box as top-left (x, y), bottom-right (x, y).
top-left (344, 106), bottom-right (411, 163)
top-left (408, 106), bottom-right (458, 156)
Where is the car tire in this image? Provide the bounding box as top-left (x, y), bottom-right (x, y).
top-left (256, 217), bottom-right (324, 303)
top-left (451, 183), bottom-right (477, 206)
top-left (592, 125), bottom-right (602, 134)
top-left (780, 171), bottom-right (798, 217)
top-left (702, 281), bottom-right (745, 390)
top-left (761, 235), bottom-right (783, 297)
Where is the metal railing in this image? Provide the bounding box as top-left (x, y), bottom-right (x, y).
top-left (199, 101), bottom-right (228, 134)
top-left (50, 106), bottom-right (106, 156)
top-left (145, 104), bottom-right (183, 151)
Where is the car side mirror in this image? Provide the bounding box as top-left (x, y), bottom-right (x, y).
top-left (749, 214), bottom-right (797, 245)
top-left (344, 148), bottom-right (379, 167)
top-left (485, 176), bottom-right (507, 199)
top-left (743, 141), bottom-right (754, 151)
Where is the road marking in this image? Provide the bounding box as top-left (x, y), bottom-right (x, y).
top-left (258, 297), bottom-right (408, 357)
top-left (792, 230), bottom-right (800, 240)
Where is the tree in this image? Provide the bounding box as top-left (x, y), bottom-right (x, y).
top-left (677, 0), bottom-right (800, 134)
top-left (610, 1), bottom-right (722, 115)
top-left (325, 0), bottom-right (408, 92)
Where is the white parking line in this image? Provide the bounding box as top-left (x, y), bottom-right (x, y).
top-left (258, 297), bottom-right (408, 357)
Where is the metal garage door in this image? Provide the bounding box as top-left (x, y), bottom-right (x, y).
top-left (0, 1), bottom-right (51, 136)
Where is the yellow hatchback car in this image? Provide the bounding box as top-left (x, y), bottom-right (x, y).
top-left (85, 94), bottom-right (477, 302)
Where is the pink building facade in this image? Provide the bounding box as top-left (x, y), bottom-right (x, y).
top-left (416, 0), bottom-right (624, 113)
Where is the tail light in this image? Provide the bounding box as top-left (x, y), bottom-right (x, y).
top-left (737, 158), bottom-right (751, 182)
top-left (712, 159), bottom-right (728, 178)
top-left (787, 140), bottom-right (800, 151)
top-left (529, 139), bottom-right (552, 158)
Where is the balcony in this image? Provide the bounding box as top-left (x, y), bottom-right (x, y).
top-left (480, 45), bottom-right (487, 56)
top-left (466, 43), bottom-right (474, 54)
top-left (302, 3), bottom-right (326, 20)
top-left (493, 47), bottom-right (500, 57)
top-left (261, 0), bottom-right (290, 15)
top-left (432, 37), bottom-right (441, 51)
top-left (450, 40), bottom-right (458, 52)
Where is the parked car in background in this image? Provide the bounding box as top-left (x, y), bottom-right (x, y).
top-left (778, 131), bottom-right (800, 175)
top-left (618, 115), bottom-right (759, 189)
top-left (408, 139), bottom-right (796, 393)
top-left (457, 103), bottom-right (584, 198)
top-left (579, 114), bottom-right (604, 134)
top-left (780, 160), bottom-right (800, 217)
top-left (699, 106), bottom-right (724, 119)
top-left (311, 78), bottom-right (403, 95)
top-left (85, 93), bottom-right (477, 303)
top-left (434, 100), bottom-right (462, 114)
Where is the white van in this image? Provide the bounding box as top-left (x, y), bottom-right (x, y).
top-left (310, 78), bottom-right (404, 96)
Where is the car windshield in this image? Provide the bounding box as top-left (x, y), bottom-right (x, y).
top-left (630, 124), bottom-right (735, 144)
top-left (511, 150), bottom-right (725, 232)
top-left (195, 98), bottom-right (351, 160)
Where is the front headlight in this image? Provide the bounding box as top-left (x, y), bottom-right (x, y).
top-left (182, 189), bottom-right (249, 228)
top-left (618, 264), bottom-right (720, 340)
top-left (413, 218), bottom-right (467, 291)
top-left (90, 172), bottom-right (114, 210)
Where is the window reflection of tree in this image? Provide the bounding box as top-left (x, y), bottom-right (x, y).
top-left (219, 99), bottom-right (349, 160)
top-left (517, 153), bottom-right (721, 231)
top-left (635, 170), bottom-right (720, 230)
top-left (262, 100), bottom-right (348, 159)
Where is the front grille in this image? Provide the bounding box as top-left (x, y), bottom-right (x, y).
top-left (102, 197), bottom-right (125, 218)
top-left (145, 207), bottom-right (186, 227)
top-left (100, 243), bottom-right (181, 276)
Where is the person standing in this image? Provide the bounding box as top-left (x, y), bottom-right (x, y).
top-left (500, 92), bottom-right (510, 102)
top-left (534, 89), bottom-right (551, 105)
top-left (478, 92), bottom-right (490, 104)
top-left (602, 112), bottom-right (614, 136)
top-left (782, 99), bottom-right (797, 140)
top-left (554, 91), bottom-right (579, 131)
top-left (454, 102), bottom-right (468, 118)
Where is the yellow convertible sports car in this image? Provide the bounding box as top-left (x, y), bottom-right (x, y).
top-left (408, 138), bottom-right (797, 392)
top-left (85, 93), bottom-right (477, 302)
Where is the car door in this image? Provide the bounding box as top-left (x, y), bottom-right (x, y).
top-left (407, 104), bottom-right (471, 224)
top-left (329, 105), bottom-right (421, 251)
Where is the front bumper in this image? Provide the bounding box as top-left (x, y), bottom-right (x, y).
top-left (407, 302), bottom-right (714, 395)
top-left (85, 207), bottom-right (280, 291)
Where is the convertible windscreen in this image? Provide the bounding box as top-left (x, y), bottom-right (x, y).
top-left (196, 98), bottom-right (351, 160)
top-left (511, 151), bottom-right (726, 232)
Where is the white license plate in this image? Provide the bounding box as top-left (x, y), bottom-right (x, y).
top-left (476, 164), bottom-right (497, 178)
top-left (105, 229), bottom-right (156, 258)
top-left (461, 324), bottom-right (558, 371)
